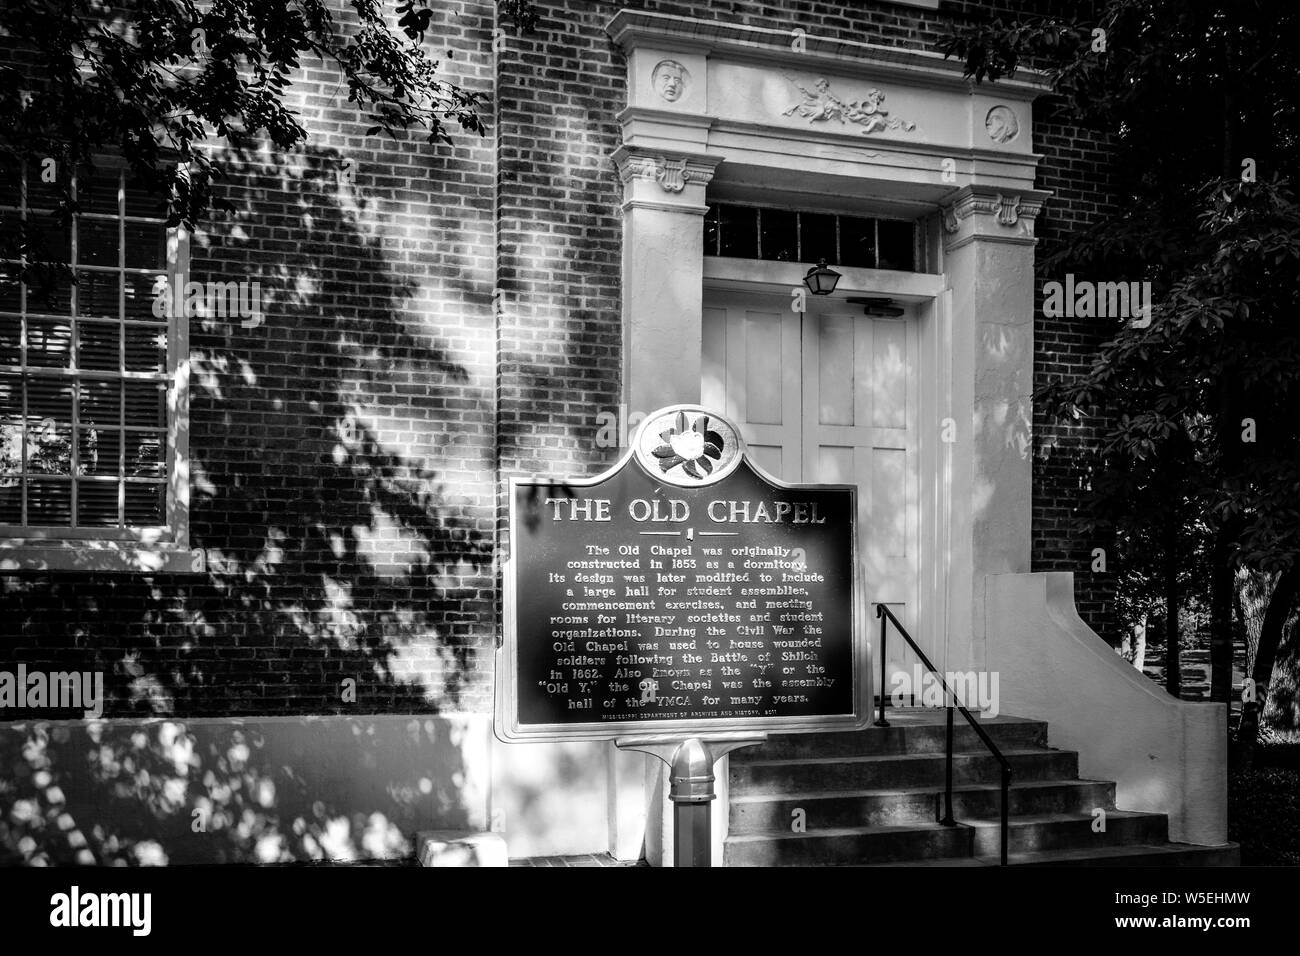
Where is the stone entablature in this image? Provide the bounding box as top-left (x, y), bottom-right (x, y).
top-left (608, 9), bottom-right (1049, 201)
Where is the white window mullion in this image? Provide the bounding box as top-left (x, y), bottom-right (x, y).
top-left (117, 168), bottom-right (127, 528)
top-left (70, 169), bottom-right (80, 529)
top-left (18, 160), bottom-right (29, 527)
top-left (167, 220), bottom-right (190, 546)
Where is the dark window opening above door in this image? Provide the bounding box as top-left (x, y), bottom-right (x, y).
top-left (704, 202), bottom-right (917, 272)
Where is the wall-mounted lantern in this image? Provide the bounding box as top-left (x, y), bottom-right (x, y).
top-left (803, 260), bottom-right (841, 296)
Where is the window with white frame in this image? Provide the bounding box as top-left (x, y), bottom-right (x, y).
top-left (0, 160), bottom-right (187, 553)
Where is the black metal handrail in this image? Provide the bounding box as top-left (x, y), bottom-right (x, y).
top-left (873, 603), bottom-right (1012, 866)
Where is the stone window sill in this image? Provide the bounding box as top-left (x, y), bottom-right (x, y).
top-left (0, 540), bottom-right (205, 574)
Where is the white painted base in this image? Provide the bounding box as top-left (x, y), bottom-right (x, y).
top-left (1, 595), bottom-right (1231, 866)
top-left (0, 713), bottom-right (631, 865)
top-left (416, 830), bottom-right (507, 867)
top-left (486, 732), bottom-right (644, 860)
top-left (985, 572), bottom-right (1229, 845)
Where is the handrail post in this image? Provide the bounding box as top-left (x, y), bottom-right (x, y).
top-left (940, 704), bottom-right (955, 826)
top-left (872, 603), bottom-right (1010, 867)
top-left (1000, 763), bottom-right (1011, 867)
top-left (874, 606), bottom-right (889, 727)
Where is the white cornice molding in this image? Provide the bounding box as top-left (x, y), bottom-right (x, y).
top-left (606, 9), bottom-right (1051, 100)
top-left (615, 106), bottom-right (715, 131)
top-left (616, 106), bottom-right (1046, 201)
top-left (704, 113), bottom-right (1047, 168)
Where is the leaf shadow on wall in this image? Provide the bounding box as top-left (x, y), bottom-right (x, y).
top-left (0, 145), bottom-right (496, 864)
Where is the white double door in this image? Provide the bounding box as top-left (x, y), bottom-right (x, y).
top-left (701, 287), bottom-right (926, 689)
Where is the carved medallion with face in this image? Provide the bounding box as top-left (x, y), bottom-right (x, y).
top-left (652, 60), bottom-right (688, 103)
top-left (985, 105), bottom-right (1020, 144)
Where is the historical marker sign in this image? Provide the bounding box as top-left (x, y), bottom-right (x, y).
top-left (495, 405), bottom-right (866, 742)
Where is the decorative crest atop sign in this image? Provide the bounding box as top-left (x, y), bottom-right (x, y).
top-left (633, 405), bottom-right (742, 486)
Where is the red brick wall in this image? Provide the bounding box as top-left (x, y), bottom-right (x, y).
top-left (1, 0), bottom-right (1119, 721)
top-left (1030, 108), bottom-right (1120, 640)
top-left (2, 2), bottom-right (500, 717)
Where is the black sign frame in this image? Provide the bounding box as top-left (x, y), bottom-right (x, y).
top-left (495, 404), bottom-right (868, 743)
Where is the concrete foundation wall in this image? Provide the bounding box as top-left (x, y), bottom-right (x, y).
top-left (3, 567), bottom-right (1233, 864)
top-left (985, 572), bottom-right (1228, 846)
top-left (0, 713), bottom-right (629, 865)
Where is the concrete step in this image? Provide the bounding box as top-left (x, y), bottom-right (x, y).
top-left (724, 810), bottom-right (1169, 866)
top-left (950, 779), bottom-right (1115, 820)
top-left (862, 842), bottom-right (1241, 867)
top-left (991, 842), bottom-right (1241, 867)
top-left (724, 821), bottom-right (973, 867)
top-left (721, 707), bottom-right (1231, 868)
top-left (729, 747), bottom-right (1078, 795)
top-left (964, 809), bottom-right (1169, 856)
top-left (735, 714), bottom-right (1048, 761)
top-left (728, 779), bottom-right (1116, 833)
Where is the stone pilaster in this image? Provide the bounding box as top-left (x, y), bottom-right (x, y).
top-left (612, 145), bottom-right (723, 415)
top-left (938, 185), bottom-right (1050, 671)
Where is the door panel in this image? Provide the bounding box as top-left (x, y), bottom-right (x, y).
top-left (871, 320), bottom-right (908, 429)
top-left (802, 297), bottom-right (922, 682)
top-left (703, 287), bottom-right (924, 696)
top-left (701, 294), bottom-right (801, 482)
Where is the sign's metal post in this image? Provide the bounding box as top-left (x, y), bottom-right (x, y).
top-left (617, 732), bottom-right (768, 867)
top-left (670, 738), bottom-right (714, 867)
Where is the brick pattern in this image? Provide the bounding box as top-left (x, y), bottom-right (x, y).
top-left (1, 0), bottom-right (1119, 719)
top-left (1, 2), bottom-right (500, 716)
top-left (1030, 109), bottom-right (1120, 639)
top-left (494, 0), bottom-right (626, 500)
